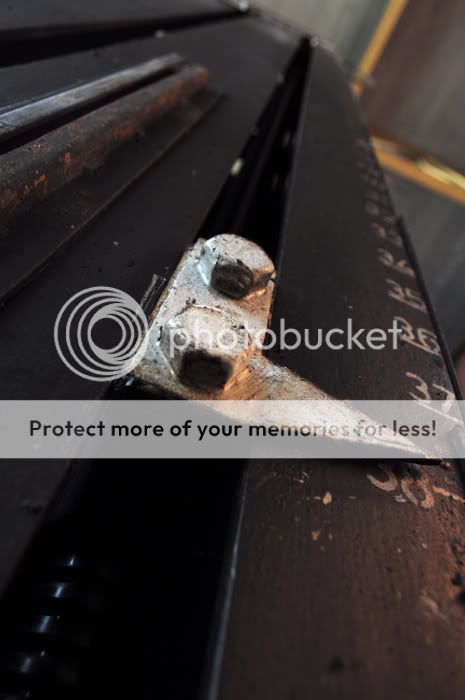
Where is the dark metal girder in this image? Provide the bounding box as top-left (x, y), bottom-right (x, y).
top-left (0, 64), bottom-right (219, 302)
top-left (0, 53), bottom-right (184, 145)
top-left (0, 0), bottom-right (242, 41)
top-left (0, 64), bottom-right (208, 223)
top-left (207, 46), bottom-right (465, 700)
top-left (0, 14), bottom-right (301, 599)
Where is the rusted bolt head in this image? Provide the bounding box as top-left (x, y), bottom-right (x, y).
top-left (198, 233), bottom-right (275, 299)
top-left (160, 305), bottom-right (253, 392)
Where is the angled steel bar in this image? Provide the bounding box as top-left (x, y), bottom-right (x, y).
top-left (0, 64), bottom-right (208, 224)
top-left (0, 53), bottom-right (184, 144)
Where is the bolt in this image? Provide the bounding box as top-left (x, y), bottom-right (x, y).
top-left (198, 233), bottom-right (275, 300)
top-left (160, 305), bottom-right (253, 392)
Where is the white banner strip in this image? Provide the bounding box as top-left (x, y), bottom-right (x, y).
top-left (1, 400), bottom-right (465, 459)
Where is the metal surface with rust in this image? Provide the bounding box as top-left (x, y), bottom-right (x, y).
top-left (0, 64), bottom-right (208, 224)
top-left (206, 46), bottom-right (465, 700)
top-left (0, 53), bottom-right (184, 144)
top-left (0, 89), bottom-right (220, 303)
top-left (2, 9), bottom-right (464, 700)
top-left (0, 15), bottom-right (302, 599)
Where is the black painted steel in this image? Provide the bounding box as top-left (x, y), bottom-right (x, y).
top-left (0, 14), bottom-right (300, 600)
top-left (209, 47), bottom-right (465, 700)
top-left (0, 1), bottom-right (240, 40)
top-left (0, 11), bottom-right (464, 700)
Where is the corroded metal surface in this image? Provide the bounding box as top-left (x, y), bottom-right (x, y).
top-left (0, 53), bottom-right (184, 144)
top-left (0, 89), bottom-right (220, 303)
top-left (0, 64), bottom-right (208, 225)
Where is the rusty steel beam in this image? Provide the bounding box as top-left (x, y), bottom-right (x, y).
top-left (0, 53), bottom-right (184, 144)
top-left (0, 89), bottom-right (220, 304)
top-left (0, 63), bottom-right (208, 226)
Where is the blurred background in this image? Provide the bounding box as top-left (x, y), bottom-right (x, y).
top-left (253, 0), bottom-right (465, 389)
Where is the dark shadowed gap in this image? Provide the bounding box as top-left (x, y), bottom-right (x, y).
top-left (197, 38), bottom-right (311, 262)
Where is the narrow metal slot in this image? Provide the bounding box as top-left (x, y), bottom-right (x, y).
top-left (198, 39), bottom-right (310, 262)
